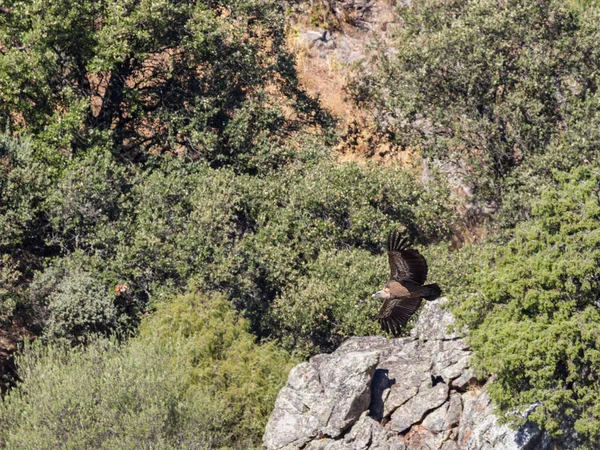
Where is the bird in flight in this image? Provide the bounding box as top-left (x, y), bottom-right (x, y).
top-left (372, 230), bottom-right (441, 336)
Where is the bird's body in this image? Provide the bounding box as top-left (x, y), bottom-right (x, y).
top-left (372, 230), bottom-right (441, 336)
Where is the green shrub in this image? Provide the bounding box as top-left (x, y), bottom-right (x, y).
top-left (43, 149), bottom-right (134, 254)
top-left (0, 255), bottom-right (19, 328)
top-left (28, 264), bottom-right (118, 343)
top-left (0, 0), bottom-right (458, 354)
top-left (273, 248), bottom-right (387, 355)
top-left (0, 135), bottom-right (49, 251)
top-left (140, 292), bottom-right (296, 445)
top-left (451, 167), bottom-right (600, 447)
top-left (233, 159), bottom-right (456, 336)
top-left (3, 135), bottom-right (455, 347)
top-left (0, 134), bottom-right (54, 329)
top-left (351, 0), bottom-right (600, 222)
top-left (0, 0), bottom-right (329, 167)
top-left (0, 292), bottom-right (295, 449)
top-left (1, 338), bottom-right (194, 449)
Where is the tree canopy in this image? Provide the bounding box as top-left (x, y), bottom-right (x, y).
top-left (450, 167), bottom-right (600, 446)
top-left (352, 0), bottom-right (600, 224)
top-left (0, 0), bottom-right (329, 169)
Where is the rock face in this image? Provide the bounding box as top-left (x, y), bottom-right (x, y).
top-left (263, 299), bottom-right (554, 450)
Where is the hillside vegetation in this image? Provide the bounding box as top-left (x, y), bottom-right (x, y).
top-left (0, 293), bottom-right (295, 449)
top-left (350, 0), bottom-right (600, 444)
top-left (1, 0), bottom-right (600, 448)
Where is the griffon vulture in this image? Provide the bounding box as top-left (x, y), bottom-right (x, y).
top-left (372, 230), bottom-right (441, 336)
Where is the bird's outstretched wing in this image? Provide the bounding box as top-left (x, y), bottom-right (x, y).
top-left (387, 230), bottom-right (428, 285)
top-left (377, 297), bottom-right (423, 337)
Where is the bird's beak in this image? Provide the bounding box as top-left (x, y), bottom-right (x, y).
top-left (372, 290), bottom-right (386, 299)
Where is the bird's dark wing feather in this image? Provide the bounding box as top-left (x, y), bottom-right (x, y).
top-left (377, 297), bottom-right (423, 337)
top-left (387, 230), bottom-right (428, 285)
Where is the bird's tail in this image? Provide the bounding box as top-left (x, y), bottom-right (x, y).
top-left (422, 283), bottom-right (441, 301)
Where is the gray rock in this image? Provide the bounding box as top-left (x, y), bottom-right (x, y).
top-left (457, 388), bottom-right (552, 450)
top-left (422, 400), bottom-right (449, 433)
top-left (379, 354), bottom-right (425, 418)
top-left (389, 379), bottom-right (449, 433)
top-left (263, 299), bottom-right (553, 450)
top-left (319, 350), bottom-right (380, 437)
top-left (263, 346), bottom-right (380, 449)
top-left (343, 413), bottom-right (377, 450)
top-left (410, 299), bottom-right (462, 341)
top-left (295, 29), bottom-right (336, 51)
top-left (441, 441), bottom-right (460, 450)
top-left (304, 438), bottom-right (339, 450)
top-left (405, 427), bottom-right (445, 450)
top-left (445, 393), bottom-right (463, 429)
top-left (295, 29), bottom-right (326, 48)
top-left (336, 335), bottom-right (389, 354)
top-left (344, 413), bottom-right (394, 449)
top-left (451, 367), bottom-right (479, 390)
top-left (303, 413), bottom-right (408, 450)
top-left (437, 351), bottom-right (470, 382)
top-left (313, 31), bottom-right (336, 51)
top-left (262, 363), bottom-right (323, 449)
top-left (348, 413), bottom-right (409, 450)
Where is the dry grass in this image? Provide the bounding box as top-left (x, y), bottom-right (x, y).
top-left (289, 41), bottom-right (403, 162)
top-left (294, 48), bottom-right (352, 119)
top-left (287, 1), bottom-right (407, 163)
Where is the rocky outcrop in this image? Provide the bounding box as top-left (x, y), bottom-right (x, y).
top-left (263, 299), bottom-right (554, 450)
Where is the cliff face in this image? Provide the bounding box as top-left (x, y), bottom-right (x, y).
top-left (263, 300), bottom-right (553, 450)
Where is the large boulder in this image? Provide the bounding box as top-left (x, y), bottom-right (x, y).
top-left (263, 299), bottom-right (554, 450)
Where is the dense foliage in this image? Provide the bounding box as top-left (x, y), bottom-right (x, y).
top-left (0, 0), bottom-right (455, 353)
top-left (449, 168), bottom-right (600, 446)
top-left (3, 0), bottom-right (600, 447)
top-left (0, 0), bottom-right (328, 170)
top-left (0, 3), bottom-right (454, 445)
top-left (349, 0), bottom-right (600, 444)
top-left (352, 0), bottom-right (600, 224)
top-left (0, 293), bottom-right (294, 449)
top-left (1, 133), bottom-right (454, 351)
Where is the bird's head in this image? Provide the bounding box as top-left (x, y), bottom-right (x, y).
top-left (372, 287), bottom-right (391, 299)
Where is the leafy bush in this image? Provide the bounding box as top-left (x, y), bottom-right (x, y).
top-left (424, 240), bottom-right (486, 304)
top-left (351, 0), bottom-right (600, 222)
top-left (26, 263), bottom-right (118, 343)
top-left (235, 159), bottom-right (456, 336)
top-left (0, 292), bottom-right (294, 449)
top-left (0, 0), bottom-right (329, 167)
top-left (273, 248), bottom-right (387, 355)
top-left (0, 135), bottom-right (50, 251)
top-left (0, 256), bottom-right (18, 327)
top-left (0, 0), bottom-right (459, 354)
top-left (140, 292), bottom-right (296, 445)
top-left (1, 120), bottom-right (455, 347)
top-left (451, 167), bottom-right (600, 447)
top-left (43, 149), bottom-right (134, 254)
top-left (127, 156), bottom-right (455, 339)
top-left (0, 339), bottom-right (214, 450)
top-left (0, 135), bottom-right (54, 329)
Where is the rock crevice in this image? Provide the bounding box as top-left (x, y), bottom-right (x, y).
top-left (263, 299), bottom-right (554, 450)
